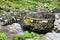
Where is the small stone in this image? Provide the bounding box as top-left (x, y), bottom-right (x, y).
top-left (11, 23), bottom-right (24, 34)
top-left (25, 38), bottom-right (34, 40)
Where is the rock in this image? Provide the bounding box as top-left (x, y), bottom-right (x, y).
top-left (53, 8), bottom-right (60, 13)
top-left (44, 33), bottom-right (60, 40)
top-left (23, 12), bottom-right (55, 33)
top-left (25, 38), bottom-right (34, 40)
top-left (0, 26), bottom-right (13, 40)
top-left (12, 23), bottom-right (22, 30)
top-left (0, 22), bottom-right (4, 26)
top-left (54, 13), bottom-right (60, 32)
top-left (10, 23), bottom-right (24, 34)
top-left (0, 23), bottom-right (23, 34)
top-left (2, 5), bottom-right (10, 12)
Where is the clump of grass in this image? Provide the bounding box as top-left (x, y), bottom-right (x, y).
top-left (12, 31), bottom-right (45, 40)
top-left (24, 31), bottom-right (32, 38)
top-left (12, 34), bottom-right (18, 40)
top-left (0, 33), bottom-right (7, 40)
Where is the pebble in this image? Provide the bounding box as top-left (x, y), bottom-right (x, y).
top-left (25, 38), bottom-right (34, 40)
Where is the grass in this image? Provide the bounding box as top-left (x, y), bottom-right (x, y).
top-left (12, 31), bottom-right (44, 40)
top-left (0, 0), bottom-right (60, 11)
top-left (0, 33), bottom-right (7, 40)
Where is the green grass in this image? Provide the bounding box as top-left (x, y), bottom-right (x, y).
top-left (0, 0), bottom-right (60, 11)
top-left (12, 31), bottom-right (44, 40)
top-left (0, 33), bottom-right (7, 40)
top-left (0, 32), bottom-right (44, 40)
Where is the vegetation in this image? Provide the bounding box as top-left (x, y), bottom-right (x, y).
top-left (0, 0), bottom-right (59, 40)
top-left (0, 33), bottom-right (7, 40)
top-left (0, 0), bottom-right (60, 11)
top-left (12, 31), bottom-right (44, 40)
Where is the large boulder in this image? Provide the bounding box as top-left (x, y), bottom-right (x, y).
top-left (23, 12), bottom-right (55, 33)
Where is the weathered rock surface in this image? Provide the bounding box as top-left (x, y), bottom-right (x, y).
top-left (25, 38), bottom-right (34, 40)
top-left (7, 23), bottom-right (24, 34)
top-left (53, 8), bottom-right (60, 13)
top-left (0, 23), bottom-right (24, 40)
top-left (0, 5), bottom-right (56, 34)
top-left (23, 12), bottom-right (55, 33)
top-left (44, 32), bottom-right (60, 40)
top-left (54, 13), bottom-right (60, 32)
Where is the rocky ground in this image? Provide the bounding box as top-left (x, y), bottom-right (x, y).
top-left (0, 5), bottom-right (60, 40)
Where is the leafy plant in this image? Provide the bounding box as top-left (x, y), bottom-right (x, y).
top-left (24, 31), bottom-right (32, 38)
top-left (12, 31), bottom-right (44, 40)
top-left (12, 31), bottom-right (32, 40)
top-left (0, 33), bottom-right (7, 40)
top-left (12, 34), bottom-right (18, 40)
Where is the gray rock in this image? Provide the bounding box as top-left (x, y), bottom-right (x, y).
top-left (54, 13), bottom-right (60, 32)
top-left (2, 5), bottom-right (10, 12)
top-left (25, 38), bottom-right (34, 40)
top-left (44, 33), bottom-right (60, 40)
top-left (11, 23), bottom-right (24, 34)
top-left (0, 22), bottom-right (4, 26)
top-left (53, 8), bottom-right (60, 13)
